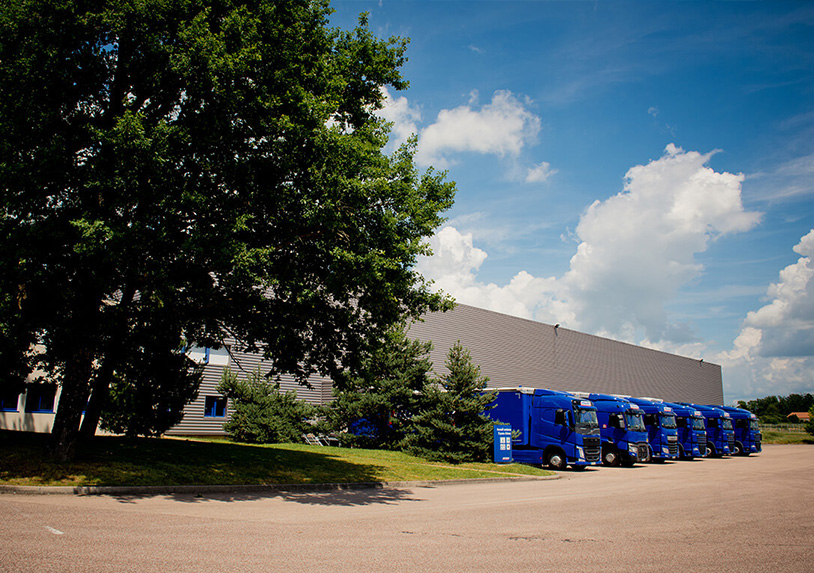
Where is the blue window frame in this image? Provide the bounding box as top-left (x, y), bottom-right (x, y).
top-left (25, 384), bottom-right (57, 413)
top-left (0, 388), bottom-right (21, 412)
top-left (204, 396), bottom-right (227, 418)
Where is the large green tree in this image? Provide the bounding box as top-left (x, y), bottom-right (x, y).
top-left (0, 0), bottom-right (454, 460)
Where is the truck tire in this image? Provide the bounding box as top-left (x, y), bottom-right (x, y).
top-left (546, 450), bottom-right (567, 471)
top-left (602, 447), bottom-right (621, 467)
top-left (733, 441), bottom-right (746, 456)
top-left (706, 443), bottom-right (716, 457)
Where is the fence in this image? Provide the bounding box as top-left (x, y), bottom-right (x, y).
top-left (760, 424), bottom-right (808, 433)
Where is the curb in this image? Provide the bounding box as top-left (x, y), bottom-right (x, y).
top-left (0, 474), bottom-right (559, 497)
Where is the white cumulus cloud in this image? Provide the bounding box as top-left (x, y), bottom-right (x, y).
top-left (526, 161), bottom-right (558, 183)
top-left (419, 144), bottom-right (762, 349)
top-left (414, 90), bottom-right (541, 168)
top-left (377, 87), bottom-right (422, 152)
top-left (713, 230), bottom-right (814, 399)
top-left (562, 144), bottom-right (762, 342)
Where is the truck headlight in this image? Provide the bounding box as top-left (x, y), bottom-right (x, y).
top-left (576, 446), bottom-right (584, 461)
top-left (628, 443), bottom-right (638, 453)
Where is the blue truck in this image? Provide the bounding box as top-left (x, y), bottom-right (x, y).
top-left (679, 403), bottom-right (734, 457)
top-left (715, 405), bottom-right (761, 456)
top-left (626, 397), bottom-right (680, 462)
top-left (663, 401), bottom-right (707, 459)
top-left (485, 388), bottom-right (602, 470)
top-left (573, 393), bottom-right (649, 466)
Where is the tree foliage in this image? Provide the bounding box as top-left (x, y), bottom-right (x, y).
top-left (217, 368), bottom-right (315, 444)
top-left (0, 0), bottom-right (454, 459)
top-left (99, 349), bottom-right (202, 437)
top-left (328, 324), bottom-right (434, 449)
top-left (737, 394), bottom-right (814, 424)
top-left (401, 341), bottom-right (497, 463)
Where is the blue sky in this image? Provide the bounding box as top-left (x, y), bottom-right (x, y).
top-left (330, 1), bottom-right (814, 404)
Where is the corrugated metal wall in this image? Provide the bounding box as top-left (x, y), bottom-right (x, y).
top-left (407, 304), bottom-right (724, 405)
top-left (166, 342), bottom-right (334, 436)
top-left (167, 303), bottom-right (723, 435)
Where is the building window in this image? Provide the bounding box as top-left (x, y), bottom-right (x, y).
top-left (25, 384), bottom-right (57, 413)
top-left (204, 396), bottom-right (227, 418)
top-left (0, 388), bottom-right (21, 412)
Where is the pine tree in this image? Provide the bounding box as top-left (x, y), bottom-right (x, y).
top-left (328, 325), bottom-right (434, 449)
top-left (403, 342), bottom-right (497, 463)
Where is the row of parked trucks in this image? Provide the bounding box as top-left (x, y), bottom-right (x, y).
top-left (486, 387), bottom-right (761, 470)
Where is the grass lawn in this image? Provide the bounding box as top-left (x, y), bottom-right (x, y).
top-left (0, 431), bottom-right (553, 488)
top-left (761, 430), bottom-right (814, 445)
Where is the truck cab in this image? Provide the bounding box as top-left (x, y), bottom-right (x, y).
top-left (573, 393), bottom-right (649, 467)
top-left (663, 402), bottom-right (706, 459)
top-left (625, 397), bottom-right (680, 462)
top-left (715, 405), bottom-right (761, 456)
top-left (679, 403), bottom-right (734, 457)
top-left (486, 388), bottom-right (602, 471)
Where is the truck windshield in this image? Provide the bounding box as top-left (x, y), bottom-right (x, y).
top-left (722, 419), bottom-right (733, 431)
top-left (625, 412), bottom-right (646, 432)
top-left (691, 417), bottom-right (706, 431)
top-left (573, 408), bottom-right (600, 435)
top-left (660, 413), bottom-right (677, 429)
top-left (750, 420), bottom-right (760, 431)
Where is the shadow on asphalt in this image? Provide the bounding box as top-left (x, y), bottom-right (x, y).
top-left (110, 485), bottom-right (425, 506)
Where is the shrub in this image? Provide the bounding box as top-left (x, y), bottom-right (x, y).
top-left (217, 369), bottom-right (315, 444)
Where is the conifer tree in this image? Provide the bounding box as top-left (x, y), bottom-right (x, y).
top-left (403, 341), bottom-right (496, 463)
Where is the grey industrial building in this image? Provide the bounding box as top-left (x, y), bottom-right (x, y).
top-left (166, 303), bottom-right (724, 436)
top-left (1, 303), bottom-right (723, 435)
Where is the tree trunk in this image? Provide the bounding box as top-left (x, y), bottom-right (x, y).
top-left (79, 283), bottom-right (136, 439)
top-left (49, 350), bottom-right (94, 461)
top-left (79, 355), bottom-right (116, 439)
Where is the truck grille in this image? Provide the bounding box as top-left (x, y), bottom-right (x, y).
top-left (583, 436), bottom-right (601, 462)
top-left (728, 437), bottom-right (735, 452)
top-left (637, 443), bottom-right (649, 462)
top-left (668, 443), bottom-right (678, 457)
top-left (698, 435), bottom-right (707, 451)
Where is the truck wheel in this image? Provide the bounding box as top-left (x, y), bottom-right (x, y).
top-left (733, 442), bottom-right (745, 456)
top-left (602, 447), bottom-right (620, 467)
top-left (546, 451), bottom-right (567, 471)
top-left (706, 443), bottom-right (716, 457)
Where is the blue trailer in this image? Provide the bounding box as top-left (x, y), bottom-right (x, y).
top-left (573, 393), bottom-right (649, 467)
top-left (663, 402), bottom-right (707, 459)
top-left (679, 403), bottom-right (734, 457)
top-left (485, 388), bottom-right (602, 471)
top-left (626, 397), bottom-right (680, 461)
top-left (715, 405), bottom-right (761, 456)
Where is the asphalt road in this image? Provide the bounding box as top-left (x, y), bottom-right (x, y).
top-left (1, 445), bottom-right (812, 572)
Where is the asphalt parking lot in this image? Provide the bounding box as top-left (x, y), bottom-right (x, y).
top-left (1, 444), bottom-right (812, 572)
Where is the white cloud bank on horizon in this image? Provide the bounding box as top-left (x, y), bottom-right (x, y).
top-left (713, 230), bottom-right (814, 399)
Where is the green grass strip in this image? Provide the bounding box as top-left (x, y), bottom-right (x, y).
top-left (0, 431), bottom-right (553, 487)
